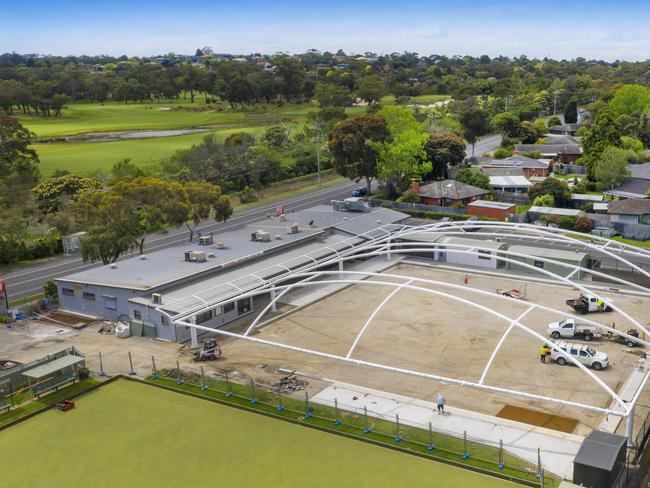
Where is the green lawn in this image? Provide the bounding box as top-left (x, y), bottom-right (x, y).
top-left (0, 379), bottom-right (519, 488)
top-left (380, 94), bottom-right (450, 105)
top-left (34, 126), bottom-right (265, 176)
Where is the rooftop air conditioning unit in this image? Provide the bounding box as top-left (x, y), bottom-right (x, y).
top-left (288, 223), bottom-right (299, 234)
top-left (152, 293), bottom-right (162, 304)
top-left (252, 230), bottom-right (271, 242)
top-left (198, 235), bottom-right (213, 246)
top-left (187, 250), bottom-right (207, 263)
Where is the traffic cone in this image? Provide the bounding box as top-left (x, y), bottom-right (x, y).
top-left (464, 274), bottom-right (469, 285)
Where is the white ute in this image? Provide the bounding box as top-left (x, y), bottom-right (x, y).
top-left (547, 318), bottom-right (602, 341)
top-left (549, 341), bottom-right (609, 370)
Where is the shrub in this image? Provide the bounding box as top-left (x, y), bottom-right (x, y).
top-left (493, 147), bottom-right (512, 159)
top-left (543, 215), bottom-right (562, 226)
top-left (547, 116), bottom-right (562, 127)
top-left (522, 150), bottom-right (542, 159)
top-left (574, 216), bottom-right (593, 233)
top-left (396, 190), bottom-right (421, 203)
top-left (559, 216), bottom-right (576, 229)
top-left (238, 186), bottom-right (258, 204)
top-left (78, 367), bottom-right (90, 380)
top-left (532, 194), bottom-right (555, 207)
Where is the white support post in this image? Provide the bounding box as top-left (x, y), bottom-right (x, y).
top-left (338, 260), bottom-right (344, 279)
top-left (626, 407), bottom-right (635, 446)
top-left (190, 316), bottom-right (198, 349)
top-left (270, 286), bottom-right (277, 313)
top-left (387, 238), bottom-right (391, 261)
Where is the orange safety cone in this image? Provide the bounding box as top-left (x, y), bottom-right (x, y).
top-left (464, 274), bottom-right (469, 285)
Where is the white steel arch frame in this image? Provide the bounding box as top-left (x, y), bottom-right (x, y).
top-left (169, 222), bottom-right (650, 420)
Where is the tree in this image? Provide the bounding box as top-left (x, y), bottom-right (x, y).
top-left (528, 178), bottom-right (570, 207)
top-left (109, 158), bottom-right (144, 185)
top-left (43, 279), bottom-right (58, 299)
top-left (183, 181), bottom-right (232, 242)
top-left (520, 121), bottom-right (544, 144)
top-left (0, 114), bottom-right (40, 203)
top-left (594, 147), bottom-right (632, 190)
top-left (459, 106), bottom-right (490, 157)
top-left (574, 216), bottom-right (592, 233)
top-left (373, 106), bottom-right (431, 182)
top-left (454, 167), bottom-right (491, 190)
top-left (610, 84), bottom-right (650, 117)
top-left (328, 115), bottom-right (390, 194)
top-left (563, 101), bottom-right (578, 124)
top-left (423, 132), bottom-right (466, 180)
top-left (313, 83), bottom-right (353, 108)
top-left (581, 108), bottom-right (622, 177)
top-left (490, 112), bottom-right (522, 138)
top-left (356, 76), bottom-right (385, 105)
top-left (224, 77), bottom-right (254, 108)
top-left (32, 173), bottom-right (102, 214)
top-left (532, 194), bottom-right (555, 207)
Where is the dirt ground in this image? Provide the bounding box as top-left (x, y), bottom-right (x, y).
top-left (2, 261), bottom-right (648, 437)
top-left (216, 262), bottom-right (650, 436)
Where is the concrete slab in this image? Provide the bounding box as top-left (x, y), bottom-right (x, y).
top-left (312, 381), bottom-right (583, 479)
top-left (600, 357), bottom-right (650, 433)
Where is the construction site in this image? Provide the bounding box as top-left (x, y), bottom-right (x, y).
top-left (3, 213), bottom-right (650, 486)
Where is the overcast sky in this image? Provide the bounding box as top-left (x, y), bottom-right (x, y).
top-left (3, 0), bottom-right (650, 61)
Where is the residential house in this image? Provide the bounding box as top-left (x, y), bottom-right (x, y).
top-left (488, 175), bottom-right (532, 194)
top-left (607, 199), bottom-right (650, 224)
top-left (604, 163), bottom-right (650, 199)
top-left (513, 136), bottom-right (582, 163)
top-left (479, 156), bottom-right (549, 178)
top-left (412, 180), bottom-right (490, 206)
top-left (466, 200), bottom-right (516, 221)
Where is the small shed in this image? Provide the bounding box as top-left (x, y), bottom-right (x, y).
top-left (466, 200), bottom-right (516, 222)
top-left (573, 430), bottom-right (627, 488)
top-left (505, 244), bottom-right (590, 279)
top-left (21, 352), bottom-right (85, 397)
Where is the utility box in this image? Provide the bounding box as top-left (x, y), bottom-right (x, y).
top-left (198, 235), bottom-right (213, 246)
top-left (573, 430), bottom-right (627, 488)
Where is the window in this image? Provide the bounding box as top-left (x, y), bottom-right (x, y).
top-left (477, 250), bottom-right (491, 260)
top-left (133, 310), bottom-right (142, 320)
top-left (237, 297), bottom-right (252, 315)
top-left (579, 351), bottom-right (588, 357)
top-left (224, 302), bottom-right (235, 314)
top-left (195, 310), bottom-right (212, 324)
top-left (161, 315), bottom-right (169, 326)
top-left (82, 292), bottom-right (95, 301)
top-left (103, 296), bottom-right (117, 310)
top-left (62, 288), bottom-right (75, 297)
top-left (533, 260), bottom-right (544, 269)
top-left (570, 348), bottom-right (578, 355)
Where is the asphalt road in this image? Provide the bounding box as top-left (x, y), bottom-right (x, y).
top-left (3, 180), bottom-right (362, 303)
top-left (467, 133), bottom-right (502, 157)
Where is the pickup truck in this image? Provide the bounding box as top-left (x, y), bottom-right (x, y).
top-left (548, 341), bottom-right (609, 370)
top-left (566, 293), bottom-right (613, 315)
top-left (547, 318), bottom-right (602, 341)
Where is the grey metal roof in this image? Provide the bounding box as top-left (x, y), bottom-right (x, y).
top-left (528, 206), bottom-right (582, 216)
top-left (573, 430), bottom-right (626, 471)
top-left (604, 178), bottom-right (650, 199)
top-left (507, 244), bottom-right (588, 261)
top-left (56, 225), bottom-right (324, 291)
top-left (629, 163), bottom-right (650, 180)
top-left (56, 205), bottom-right (407, 292)
top-left (607, 198), bottom-right (650, 216)
top-left (481, 167), bottom-right (525, 177)
top-left (480, 156), bottom-right (548, 169)
top-left (417, 180), bottom-right (490, 200)
top-left (489, 175), bottom-right (532, 188)
top-left (467, 200), bottom-right (516, 210)
top-left (22, 354), bottom-right (84, 379)
top-left (131, 234), bottom-right (365, 314)
top-left (514, 144), bottom-right (582, 155)
top-left (571, 194), bottom-right (604, 202)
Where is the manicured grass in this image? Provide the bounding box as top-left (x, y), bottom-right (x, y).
top-left (612, 236), bottom-right (650, 248)
top-left (0, 379), bottom-right (99, 428)
top-left (8, 293), bottom-right (44, 307)
top-left (0, 379), bottom-right (522, 487)
top-left (380, 94), bottom-right (450, 105)
top-left (33, 126), bottom-right (265, 176)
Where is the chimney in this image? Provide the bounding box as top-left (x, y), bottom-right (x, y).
top-left (410, 179), bottom-right (420, 194)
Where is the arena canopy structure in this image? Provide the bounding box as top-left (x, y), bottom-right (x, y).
top-left (165, 221), bottom-right (650, 443)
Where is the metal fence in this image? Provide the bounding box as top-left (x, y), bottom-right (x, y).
top-left (79, 351), bottom-right (553, 487)
top-left (368, 199), bottom-right (467, 215)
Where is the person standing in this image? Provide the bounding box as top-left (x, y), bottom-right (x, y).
top-left (436, 393), bottom-right (446, 415)
top-left (540, 343), bottom-right (551, 363)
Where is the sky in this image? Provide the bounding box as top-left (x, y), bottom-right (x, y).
top-left (3, 0), bottom-right (650, 61)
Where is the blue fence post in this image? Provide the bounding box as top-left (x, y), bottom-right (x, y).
top-left (463, 431), bottom-right (469, 459)
top-left (499, 439), bottom-right (505, 469)
top-left (151, 356), bottom-right (159, 379)
top-left (395, 414), bottom-right (402, 442)
top-left (363, 406), bottom-right (370, 434)
top-left (176, 361), bottom-right (183, 384)
top-left (225, 371), bottom-right (232, 397)
top-left (334, 398), bottom-right (341, 426)
top-left (427, 422), bottom-right (435, 450)
top-left (277, 385), bottom-right (284, 411)
top-left (250, 378), bottom-right (258, 404)
top-left (304, 391), bottom-right (312, 418)
top-left (128, 352), bottom-right (136, 376)
top-left (200, 367), bottom-right (207, 391)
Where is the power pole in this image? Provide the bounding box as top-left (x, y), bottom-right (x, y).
top-left (553, 91), bottom-right (559, 116)
top-left (316, 128), bottom-right (322, 188)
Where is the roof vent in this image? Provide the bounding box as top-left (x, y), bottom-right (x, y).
top-left (215, 241), bottom-right (225, 249)
top-left (140, 255), bottom-right (147, 260)
top-left (287, 223), bottom-right (299, 234)
top-left (152, 293), bottom-right (162, 304)
top-left (275, 235), bottom-right (282, 240)
top-left (184, 250), bottom-right (207, 263)
top-left (110, 263), bottom-right (117, 269)
top-left (208, 253), bottom-right (216, 258)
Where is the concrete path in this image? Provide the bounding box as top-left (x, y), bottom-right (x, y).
top-left (600, 356), bottom-right (649, 433)
top-left (311, 381), bottom-right (583, 479)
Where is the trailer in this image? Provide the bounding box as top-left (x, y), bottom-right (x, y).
top-left (547, 318), bottom-right (603, 341)
top-left (566, 293), bottom-right (613, 315)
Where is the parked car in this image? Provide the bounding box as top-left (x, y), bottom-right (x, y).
top-left (547, 318), bottom-right (603, 341)
top-left (548, 340), bottom-right (609, 370)
top-left (351, 187), bottom-right (367, 197)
